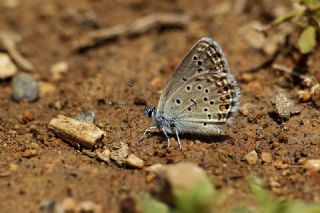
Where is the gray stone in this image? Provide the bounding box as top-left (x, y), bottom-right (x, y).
top-left (11, 72), bottom-right (39, 102)
top-left (75, 110), bottom-right (96, 124)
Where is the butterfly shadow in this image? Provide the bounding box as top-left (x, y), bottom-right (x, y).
top-left (178, 133), bottom-right (230, 144)
top-left (139, 131), bottom-right (229, 147)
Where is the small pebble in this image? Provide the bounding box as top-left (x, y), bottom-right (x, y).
top-left (269, 177), bottom-right (281, 188)
top-left (153, 162), bottom-right (214, 204)
top-left (0, 53), bottom-right (17, 79)
top-left (1, 0), bottom-right (20, 8)
top-left (298, 90), bottom-right (312, 102)
top-left (240, 73), bottom-right (254, 83)
top-left (271, 93), bottom-right (300, 120)
top-left (261, 152), bottom-right (272, 163)
top-left (125, 154), bottom-right (144, 169)
top-left (96, 148), bottom-right (111, 163)
top-left (244, 131), bottom-right (256, 140)
top-left (312, 86), bottom-right (320, 107)
top-left (61, 198), bottom-right (77, 212)
top-left (39, 81), bottom-right (56, 97)
top-left (297, 157), bottom-right (307, 165)
top-left (273, 160), bottom-right (289, 169)
top-left (21, 110), bottom-right (34, 123)
top-left (145, 174), bottom-right (156, 183)
top-left (41, 200), bottom-right (64, 213)
top-left (22, 149), bottom-right (37, 158)
top-left (239, 103), bottom-right (255, 117)
top-left (244, 150), bottom-right (258, 165)
top-left (50, 61), bottom-right (69, 81)
top-left (75, 110), bottom-right (96, 124)
top-left (145, 163), bottom-right (163, 173)
top-left (11, 72), bottom-right (39, 102)
top-left (304, 159), bottom-right (320, 172)
top-left (110, 141), bottom-right (129, 166)
top-left (79, 201), bottom-right (102, 213)
top-left (150, 77), bottom-right (162, 87)
top-left (247, 81), bottom-right (263, 93)
top-left (60, 197), bottom-right (102, 213)
top-left (53, 101), bottom-right (63, 110)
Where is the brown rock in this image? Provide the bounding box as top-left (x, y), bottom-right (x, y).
top-left (153, 162), bottom-right (213, 205)
top-left (22, 149), bottom-right (37, 158)
top-left (244, 150), bottom-right (258, 165)
top-left (298, 90), bottom-right (312, 102)
top-left (304, 159), bottom-right (320, 172)
top-left (261, 152), bottom-right (272, 163)
top-left (50, 61), bottom-right (69, 81)
top-left (125, 154), bottom-right (144, 169)
top-left (145, 163), bottom-right (163, 173)
top-left (96, 149), bottom-right (111, 163)
top-left (240, 73), bottom-right (254, 83)
top-left (110, 141), bottom-right (129, 166)
top-left (22, 111), bottom-right (33, 123)
top-left (39, 81), bottom-right (56, 97)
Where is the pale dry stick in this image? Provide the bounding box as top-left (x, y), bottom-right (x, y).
top-left (272, 63), bottom-right (319, 88)
top-left (272, 63), bottom-right (305, 79)
top-left (74, 13), bottom-right (190, 51)
top-left (48, 115), bottom-right (106, 149)
top-left (0, 31), bottom-right (34, 71)
top-left (272, 63), bottom-right (320, 100)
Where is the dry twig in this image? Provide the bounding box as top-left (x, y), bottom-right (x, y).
top-left (0, 31), bottom-right (34, 71)
top-left (272, 63), bottom-right (320, 102)
top-left (74, 13), bottom-right (190, 52)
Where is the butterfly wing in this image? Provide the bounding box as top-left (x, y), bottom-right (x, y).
top-left (156, 37), bottom-right (240, 134)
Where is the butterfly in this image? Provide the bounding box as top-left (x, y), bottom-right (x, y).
top-left (141, 37), bottom-right (240, 148)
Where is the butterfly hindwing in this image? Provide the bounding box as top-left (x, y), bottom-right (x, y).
top-left (157, 37), bottom-right (239, 125)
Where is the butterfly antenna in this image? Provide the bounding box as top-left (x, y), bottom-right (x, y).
top-left (108, 100), bottom-right (146, 109)
top-left (128, 82), bottom-right (151, 107)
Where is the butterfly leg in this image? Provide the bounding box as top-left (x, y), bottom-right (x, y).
top-left (174, 128), bottom-right (182, 149)
top-left (162, 128), bottom-right (171, 149)
top-left (139, 126), bottom-right (158, 141)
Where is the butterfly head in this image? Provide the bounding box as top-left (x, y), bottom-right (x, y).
top-left (144, 106), bottom-right (156, 119)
